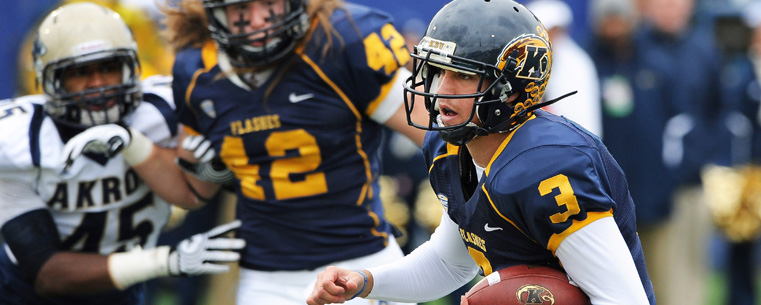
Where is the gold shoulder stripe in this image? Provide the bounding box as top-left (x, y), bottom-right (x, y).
top-left (485, 114), bottom-right (536, 177)
top-left (201, 40), bottom-right (218, 69)
top-left (184, 41), bottom-right (219, 117)
top-left (547, 209), bottom-right (614, 252)
top-left (185, 69), bottom-right (204, 113)
top-left (298, 53), bottom-right (361, 119)
top-left (365, 69), bottom-right (400, 117)
top-left (428, 144), bottom-right (460, 174)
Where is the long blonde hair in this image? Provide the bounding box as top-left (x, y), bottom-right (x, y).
top-left (304, 0), bottom-right (351, 61)
top-left (161, 0), bottom-right (210, 51)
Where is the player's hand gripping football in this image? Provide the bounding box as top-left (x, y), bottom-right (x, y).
top-left (61, 123), bottom-right (131, 171)
top-left (168, 220), bottom-right (245, 276)
top-left (175, 135), bottom-right (235, 185)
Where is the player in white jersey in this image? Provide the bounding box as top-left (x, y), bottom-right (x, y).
top-left (0, 3), bottom-right (243, 305)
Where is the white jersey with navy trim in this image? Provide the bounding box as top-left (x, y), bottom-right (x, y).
top-left (0, 75), bottom-right (177, 255)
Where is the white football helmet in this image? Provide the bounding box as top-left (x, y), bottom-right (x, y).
top-left (33, 2), bottom-right (142, 128)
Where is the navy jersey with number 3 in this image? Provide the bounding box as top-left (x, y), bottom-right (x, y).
top-left (173, 4), bottom-right (409, 271)
top-left (424, 110), bottom-right (655, 302)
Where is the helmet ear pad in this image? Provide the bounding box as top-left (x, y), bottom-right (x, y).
top-left (476, 77), bottom-right (514, 132)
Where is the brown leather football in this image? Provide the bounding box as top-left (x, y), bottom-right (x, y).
top-left (461, 265), bottom-right (591, 305)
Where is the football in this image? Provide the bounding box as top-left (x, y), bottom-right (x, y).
top-left (461, 265), bottom-right (591, 305)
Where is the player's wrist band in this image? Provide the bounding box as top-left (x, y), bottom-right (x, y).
top-left (108, 246), bottom-right (171, 290)
top-left (351, 269), bottom-right (369, 300)
top-left (122, 127), bottom-right (154, 166)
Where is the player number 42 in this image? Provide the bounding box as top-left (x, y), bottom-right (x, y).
top-left (364, 24), bottom-right (410, 75)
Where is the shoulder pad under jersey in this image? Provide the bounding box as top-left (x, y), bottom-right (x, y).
top-left (0, 95), bottom-right (56, 178)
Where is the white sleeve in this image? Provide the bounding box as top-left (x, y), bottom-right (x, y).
top-left (127, 75), bottom-right (178, 149)
top-left (367, 211), bottom-right (479, 303)
top-left (556, 217), bottom-right (649, 305)
top-left (368, 67), bottom-right (412, 124)
top-left (0, 177), bottom-right (46, 227)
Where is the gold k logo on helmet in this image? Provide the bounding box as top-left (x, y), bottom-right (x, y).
top-left (496, 34), bottom-right (551, 81)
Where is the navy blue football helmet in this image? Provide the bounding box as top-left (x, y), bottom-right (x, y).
top-left (404, 0), bottom-right (553, 145)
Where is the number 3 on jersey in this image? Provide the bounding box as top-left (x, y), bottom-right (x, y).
top-left (538, 174), bottom-right (581, 223)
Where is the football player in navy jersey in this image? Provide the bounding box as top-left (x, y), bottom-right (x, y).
top-left (307, 0), bottom-right (656, 304)
top-left (156, 0), bottom-right (427, 304)
top-left (0, 3), bottom-right (244, 305)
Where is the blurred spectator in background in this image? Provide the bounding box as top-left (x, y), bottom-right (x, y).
top-left (594, 0), bottom-right (724, 303)
top-left (644, 0), bottom-right (725, 300)
top-left (527, 0), bottom-right (602, 137)
top-left (589, 0), bottom-right (676, 239)
top-left (587, 3), bottom-right (681, 304)
top-left (704, 1), bottom-right (761, 304)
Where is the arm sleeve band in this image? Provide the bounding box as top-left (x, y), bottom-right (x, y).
top-left (369, 68), bottom-right (411, 124)
top-left (108, 246), bottom-right (172, 290)
top-left (1, 209), bottom-right (62, 283)
top-left (555, 217), bottom-right (649, 304)
top-left (367, 212), bottom-right (479, 302)
top-left (122, 127), bottom-right (155, 166)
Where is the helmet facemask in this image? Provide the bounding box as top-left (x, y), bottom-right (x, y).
top-left (404, 39), bottom-right (529, 146)
top-left (204, 0), bottom-right (309, 68)
top-left (42, 51), bottom-right (141, 128)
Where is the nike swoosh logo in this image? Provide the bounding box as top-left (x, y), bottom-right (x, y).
top-left (289, 93), bottom-right (314, 103)
top-left (484, 223), bottom-right (503, 232)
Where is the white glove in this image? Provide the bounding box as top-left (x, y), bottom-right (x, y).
top-left (61, 124), bottom-right (131, 171)
top-left (182, 135), bottom-right (215, 162)
top-left (168, 220), bottom-right (246, 276)
top-left (177, 135), bottom-right (235, 185)
top-left (61, 123), bottom-right (155, 171)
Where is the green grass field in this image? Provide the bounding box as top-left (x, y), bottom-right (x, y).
top-left (149, 269), bottom-right (750, 305)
